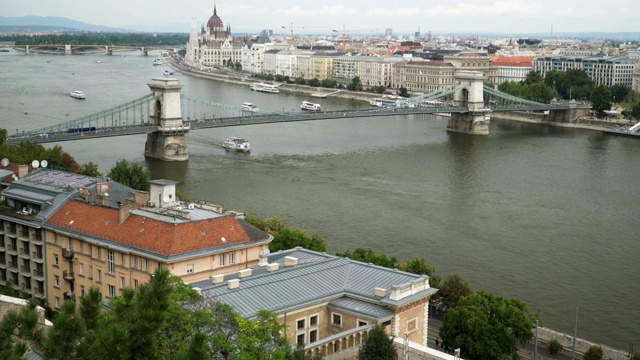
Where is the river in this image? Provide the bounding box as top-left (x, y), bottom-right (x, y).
top-left (1, 50), bottom-right (638, 350)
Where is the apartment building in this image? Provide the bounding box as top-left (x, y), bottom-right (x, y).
top-left (490, 56), bottom-right (535, 84)
top-left (533, 55), bottom-right (636, 87)
top-left (391, 61), bottom-right (456, 93)
top-left (443, 52), bottom-right (499, 85)
top-left (355, 56), bottom-right (405, 88)
top-left (310, 53), bottom-right (341, 80)
top-left (0, 169), bottom-right (99, 301)
top-left (44, 179), bottom-right (271, 309)
top-left (193, 247), bottom-right (438, 359)
top-left (333, 56), bottom-right (358, 86)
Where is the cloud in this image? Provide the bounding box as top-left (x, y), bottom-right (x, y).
top-left (366, 7), bottom-right (420, 17)
top-left (423, 0), bottom-right (543, 17)
top-left (277, 4), bottom-right (355, 18)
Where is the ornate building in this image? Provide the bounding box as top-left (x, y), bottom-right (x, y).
top-left (185, 5), bottom-right (244, 69)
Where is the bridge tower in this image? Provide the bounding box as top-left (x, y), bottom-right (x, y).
top-left (64, 44), bottom-right (72, 55)
top-left (448, 71), bottom-right (491, 135)
top-left (144, 78), bottom-right (190, 161)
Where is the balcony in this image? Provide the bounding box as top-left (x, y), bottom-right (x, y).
top-left (0, 242), bottom-right (4, 250)
top-left (20, 265), bottom-right (32, 276)
top-left (64, 291), bottom-right (75, 301)
top-left (62, 248), bottom-right (74, 259)
top-left (18, 230), bottom-right (29, 240)
top-left (20, 283), bottom-right (31, 293)
top-left (6, 244), bottom-right (17, 254)
top-left (63, 270), bottom-right (74, 281)
top-left (30, 233), bottom-right (43, 244)
top-left (8, 262), bottom-right (18, 271)
top-left (33, 269), bottom-right (44, 279)
top-left (303, 324), bottom-right (374, 359)
top-left (8, 279), bottom-right (19, 290)
top-left (33, 288), bottom-right (45, 298)
top-left (31, 251), bottom-right (44, 262)
top-left (19, 248), bottom-right (30, 259)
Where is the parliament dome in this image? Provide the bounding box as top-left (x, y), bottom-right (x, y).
top-left (207, 6), bottom-right (223, 30)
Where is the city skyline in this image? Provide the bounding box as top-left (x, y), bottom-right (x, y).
top-left (1, 0), bottom-right (639, 35)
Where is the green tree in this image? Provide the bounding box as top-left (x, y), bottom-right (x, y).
top-left (547, 339), bottom-right (563, 358)
top-left (0, 128), bottom-right (7, 145)
top-left (236, 310), bottom-right (292, 360)
top-left (438, 274), bottom-right (472, 310)
top-left (307, 78), bottom-right (321, 87)
top-left (439, 290), bottom-right (535, 360)
top-left (294, 77), bottom-right (307, 85)
top-left (609, 84), bottom-right (629, 102)
top-left (358, 325), bottom-right (395, 360)
top-left (632, 102), bottom-right (640, 119)
top-left (524, 70), bottom-right (543, 85)
top-left (44, 300), bottom-right (87, 360)
top-left (584, 345), bottom-right (604, 360)
top-left (79, 161), bottom-right (101, 176)
top-left (400, 257), bottom-right (441, 288)
top-left (270, 227), bottom-right (327, 252)
top-left (336, 248), bottom-right (400, 269)
top-left (0, 300), bottom-right (46, 360)
top-left (590, 85), bottom-right (612, 118)
top-left (347, 76), bottom-right (363, 91)
top-left (107, 159), bottom-right (151, 191)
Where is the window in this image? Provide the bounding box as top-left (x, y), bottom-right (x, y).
top-left (108, 285), bottom-right (115, 298)
top-left (55, 297), bottom-right (60, 308)
top-left (157, 262), bottom-right (162, 270)
top-left (134, 279), bottom-right (139, 289)
top-left (407, 318), bottom-right (418, 332)
top-left (220, 253), bottom-right (226, 266)
top-left (133, 256), bottom-right (138, 268)
top-left (358, 320), bottom-right (368, 327)
top-left (79, 242), bottom-right (83, 253)
top-left (144, 259), bottom-right (149, 271)
top-left (120, 253), bottom-right (125, 265)
top-left (81, 285), bottom-right (85, 297)
top-left (309, 329), bottom-right (318, 343)
top-left (187, 264), bottom-right (194, 274)
top-left (332, 313), bottom-right (342, 327)
top-left (54, 275), bottom-right (59, 288)
top-left (97, 247), bottom-right (101, 260)
top-left (121, 277), bottom-right (125, 289)
top-left (97, 269), bottom-right (102, 282)
top-left (296, 333), bottom-right (305, 346)
top-left (79, 263), bottom-right (84, 276)
top-left (297, 319), bottom-right (305, 330)
top-left (89, 266), bottom-right (93, 279)
top-left (310, 315), bottom-right (318, 327)
top-left (228, 252), bottom-right (235, 265)
top-left (107, 251), bottom-right (114, 274)
top-left (53, 254), bottom-right (59, 266)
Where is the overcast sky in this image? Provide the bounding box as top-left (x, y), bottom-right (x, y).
top-left (2, 0), bottom-right (639, 35)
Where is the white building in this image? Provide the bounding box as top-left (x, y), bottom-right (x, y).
top-left (185, 6), bottom-right (244, 69)
top-left (533, 55), bottom-right (636, 87)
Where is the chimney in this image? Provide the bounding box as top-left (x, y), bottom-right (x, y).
top-left (284, 256), bottom-right (298, 267)
top-left (239, 269), bottom-right (252, 278)
top-left (79, 187), bottom-right (90, 201)
top-left (212, 274), bottom-right (224, 284)
top-left (374, 287), bottom-right (387, 297)
top-left (118, 202), bottom-right (133, 224)
top-left (36, 305), bottom-right (46, 325)
top-left (267, 263), bottom-right (279, 272)
top-left (18, 164), bottom-right (28, 179)
top-left (227, 279), bottom-right (239, 289)
top-left (134, 190), bottom-right (150, 208)
top-left (258, 254), bottom-right (268, 266)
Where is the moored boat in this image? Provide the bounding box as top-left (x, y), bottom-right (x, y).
top-left (223, 137), bottom-right (251, 152)
top-left (70, 90), bottom-right (86, 100)
top-left (163, 69), bottom-right (173, 76)
top-left (153, 58), bottom-right (162, 66)
top-left (241, 102), bottom-right (259, 112)
top-left (301, 101), bottom-right (321, 112)
top-left (249, 82), bottom-right (279, 93)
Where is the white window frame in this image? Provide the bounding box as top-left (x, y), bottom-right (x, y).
top-left (406, 317), bottom-right (418, 333)
top-left (357, 319), bottom-right (369, 327)
top-left (54, 275), bottom-right (59, 288)
top-left (55, 297), bottom-right (60, 308)
top-left (107, 250), bottom-right (115, 274)
top-left (220, 253), bottom-right (226, 266)
top-left (108, 285), bottom-right (115, 298)
top-left (228, 251), bottom-right (235, 265)
top-left (53, 254), bottom-right (59, 266)
top-left (187, 264), bottom-right (194, 274)
top-left (309, 329), bottom-right (318, 344)
top-left (79, 263), bottom-right (84, 275)
top-left (97, 269), bottom-right (102, 282)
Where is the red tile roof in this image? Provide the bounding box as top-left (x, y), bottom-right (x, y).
top-left (489, 56), bottom-right (535, 67)
top-left (47, 200), bottom-right (267, 256)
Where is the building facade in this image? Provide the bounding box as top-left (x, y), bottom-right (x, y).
top-left (391, 61), bottom-right (456, 93)
top-left (185, 6), bottom-right (244, 69)
top-left (490, 56), bottom-right (535, 84)
top-left (533, 55), bottom-right (636, 87)
top-left (443, 52), bottom-right (499, 85)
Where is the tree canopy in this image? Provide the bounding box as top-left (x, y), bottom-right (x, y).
top-left (246, 215), bottom-right (327, 253)
top-left (584, 345), bottom-right (604, 360)
top-left (439, 290), bottom-right (535, 360)
top-left (438, 274), bottom-right (473, 310)
top-left (107, 158), bottom-right (151, 191)
top-left (358, 325), bottom-right (395, 360)
top-left (590, 85), bottom-right (612, 118)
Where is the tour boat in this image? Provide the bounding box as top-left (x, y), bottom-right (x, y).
top-left (241, 102), bottom-right (259, 112)
top-left (301, 101), bottom-right (322, 112)
top-left (153, 58), bottom-right (162, 66)
top-left (223, 137), bottom-right (251, 152)
top-left (70, 90), bottom-right (86, 100)
top-left (249, 82), bottom-right (279, 93)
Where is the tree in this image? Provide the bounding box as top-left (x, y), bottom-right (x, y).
top-left (336, 248), bottom-right (400, 269)
top-left (347, 76), bottom-right (363, 91)
top-left (236, 310), bottom-right (292, 360)
top-left (632, 102), bottom-right (640, 119)
top-left (439, 290), bottom-right (535, 360)
top-left (610, 84), bottom-right (630, 102)
top-left (307, 78), bottom-right (321, 87)
top-left (438, 274), bottom-right (472, 310)
top-left (0, 128), bottom-right (7, 145)
top-left (584, 345), bottom-right (604, 360)
top-left (590, 85), bottom-right (612, 118)
top-left (631, 352), bottom-right (640, 360)
top-left (358, 325), bottom-right (395, 360)
top-left (0, 300), bottom-right (46, 360)
top-left (270, 227), bottom-right (327, 252)
top-left (524, 71), bottom-right (543, 85)
top-left (107, 159), bottom-right (151, 191)
top-left (79, 161), bottom-right (101, 177)
top-left (294, 77), bottom-right (306, 85)
top-left (400, 257), bottom-right (441, 288)
top-left (547, 339), bottom-right (563, 358)
top-left (44, 300), bottom-right (87, 360)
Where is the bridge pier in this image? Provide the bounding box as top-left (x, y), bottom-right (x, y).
top-left (65, 44), bottom-right (72, 55)
top-left (144, 78), bottom-right (190, 161)
top-left (447, 71), bottom-right (490, 135)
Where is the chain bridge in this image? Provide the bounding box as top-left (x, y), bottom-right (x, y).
top-left (6, 71), bottom-right (573, 161)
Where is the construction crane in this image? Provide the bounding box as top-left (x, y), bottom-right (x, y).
top-left (333, 25), bottom-right (378, 51)
top-left (281, 23), bottom-right (326, 48)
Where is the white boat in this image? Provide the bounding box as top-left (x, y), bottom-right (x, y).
top-left (241, 102), bottom-right (259, 112)
top-left (153, 58), bottom-right (162, 66)
top-left (70, 90), bottom-right (86, 100)
top-left (250, 82), bottom-right (279, 93)
top-left (301, 101), bottom-right (322, 112)
top-left (435, 112), bottom-right (451, 117)
top-left (163, 69), bottom-right (173, 76)
top-left (223, 137), bottom-right (251, 152)
top-left (370, 95), bottom-right (409, 108)
top-left (95, 59), bottom-right (101, 63)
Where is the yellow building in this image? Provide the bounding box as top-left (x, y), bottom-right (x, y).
top-left (392, 61), bottom-right (457, 93)
top-left (45, 179), bottom-right (271, 308)
top-left (310, 53), bottom-right (339, 80)
top-left (443, 52), bottom-right (499, 86)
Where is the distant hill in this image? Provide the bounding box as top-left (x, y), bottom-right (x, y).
top-left (0, 16), bottom-right (134, 33)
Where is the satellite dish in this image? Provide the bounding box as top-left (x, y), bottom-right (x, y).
top-left (12, 174), bottom-right (18, 180)
top-left (41, 160), bottom-right (48, 168)
top-left (162, 195), bottom-right (170, 203)
top-left (31, 160), bottom-right (40, 168)
top-left (1, 158), bottom-right (9, 167)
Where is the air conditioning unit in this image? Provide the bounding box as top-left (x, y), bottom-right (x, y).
top-left (147, 201), bottom-right (155, 208)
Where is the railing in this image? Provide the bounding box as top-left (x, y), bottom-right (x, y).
top-left (63, 270), bottom-right (75, 281)
top-left (32, 251), bottom-right (44, 261)
top-left (8, 262), bottom-right (18, 270)
top-left (62, 248), bottom-right (74, 259)
top-left (20, 265), bottom-right (31, 275)
top-left (6, 244), bottom-right (16, 252)
top-left (64, 291), bottom-right (75, 301)
top-left (19, 248), bottom-right (30, 257)
top-left (304, 324), bottom-right (374, 358)
top-left (33, 269), bottom-right (44, 278)
top-left (31, 233), bottom-right (43, 243)
top-left (33, 288), bottom-right (45, 297)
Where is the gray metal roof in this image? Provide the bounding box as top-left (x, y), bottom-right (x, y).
top-left (196, 247), bottom-right (437, 319)
top-left (327, 297), bottom-right (393, 320)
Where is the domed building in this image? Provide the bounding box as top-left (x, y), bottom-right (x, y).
top-left (185, 5), bottom-right (244, 69)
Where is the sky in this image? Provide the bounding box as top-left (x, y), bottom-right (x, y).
top-left (2, 0), bottom-right (639, 35)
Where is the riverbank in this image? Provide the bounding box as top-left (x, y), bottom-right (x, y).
top-left (492, 110), bottom-right (636, 133)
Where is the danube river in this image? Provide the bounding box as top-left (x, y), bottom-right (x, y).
top-left (1, 51), bottom-right (639, 350)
